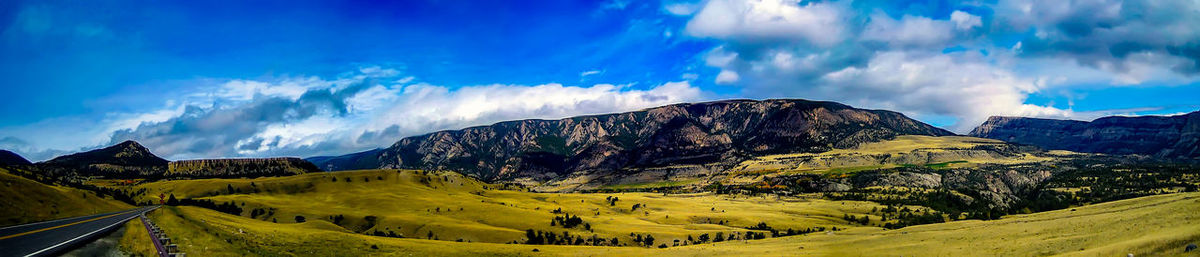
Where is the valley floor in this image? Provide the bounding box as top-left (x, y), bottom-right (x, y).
top-left (110, 169), bottom-right (1200, 256)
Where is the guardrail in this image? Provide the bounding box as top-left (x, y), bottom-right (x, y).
top-left (139, 208), bottom-right (184, 257)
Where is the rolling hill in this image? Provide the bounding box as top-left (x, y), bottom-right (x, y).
top-left (117, 170), bottom-right (1200, 256)
top-left (0, 166), bottom-right (131, 226)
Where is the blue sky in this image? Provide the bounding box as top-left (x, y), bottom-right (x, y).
top-left (2, 0), bottom-right (1199, 161)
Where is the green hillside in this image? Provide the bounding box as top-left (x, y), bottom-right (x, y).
top-left (0, 167), bottom-right (132, 226)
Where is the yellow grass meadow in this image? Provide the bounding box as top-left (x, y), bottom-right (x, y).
top-left (113, 168), bottom-right (1200, 256)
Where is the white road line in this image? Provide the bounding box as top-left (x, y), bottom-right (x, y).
top-left (22, 208), bottom-right (147, 257)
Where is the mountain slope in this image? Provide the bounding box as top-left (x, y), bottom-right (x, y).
top-left (319, 99), bottom-right (954, 184)
top-left (969, 111), bottom-right (1200, 158)
top-left (306, 148), bottom-right (383, 171)
top-left (43, 140), bottom-right (169, 167)
top-left (36, 140), bottom-right (169, 178)
top-left (0, 150), bottom-right (31, 166)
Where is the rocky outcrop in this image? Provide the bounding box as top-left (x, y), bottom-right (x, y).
top-left (321, 99), bottom-right (953, 183)
top-left (168, 158), bottom-right (320, 178)
top-left (969, 112), bottom-right (1200, 158)
top-left (0, 150), bottom-right (31, 166)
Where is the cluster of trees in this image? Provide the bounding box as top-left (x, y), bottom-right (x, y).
top-left (630, 233), bottom-right (655, 247)
top-left (523, 229), bottom-right (618, 246)
top-left (328, 214), bottom-right (346, 225)
top-left (550, 214), bottom-right (585, 229)
top-left (843, 214), bottom-right (870, 225)
top-left (165, 194), bottom-right (242, 216)
top-left (248, 207), bottom-right (274, 219)
top-left (371, 229), bottom-right (403, 238)
top-left (605, 196), bottom-right (619, 206)
top-left (81, 183), bottom-right (143, 205)
top-left (744, 222), bottom-right (831, 238)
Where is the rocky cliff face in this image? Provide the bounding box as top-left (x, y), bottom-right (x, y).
top-left (318, 99), bottom-right (954, 182)
top-left (968, 112), bottom-right (1200, 158)
top-left (168, 157), bottom-right (320, 178)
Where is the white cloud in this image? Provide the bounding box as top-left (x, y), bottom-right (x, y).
top-left (818, 51), bottom-right (1069, 132)
top-left (715, 70), bottom-right (740, 84)
top-left (862, 13), bottom-right (956, 47)
top-left (663, 0), bottom-right (702, 16)
top-left (950, 11), bottom-right (982, 30)
top-left (364, 81), bottom-right (704, 137)
top-left (580, 70), bottom-right (603, 77)
top-left (685, 0), bottom-right (846, 47)
top-left (2, 68), bottom-right (706, 160)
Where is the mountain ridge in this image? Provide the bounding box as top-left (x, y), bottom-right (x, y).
top-left (312, 98), bottom-right (955, 185)
top-left (968, 111), bottom-right (1200, 158)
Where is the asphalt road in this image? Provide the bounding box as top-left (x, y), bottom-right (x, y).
top-left (0, 206), bottom-right (156, 257)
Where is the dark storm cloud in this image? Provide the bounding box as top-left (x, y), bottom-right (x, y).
top-left (106, 81), bottom-right (375, 159)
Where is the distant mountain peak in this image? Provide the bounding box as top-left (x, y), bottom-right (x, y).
top-left (44, 140), bottom-right (168, 167)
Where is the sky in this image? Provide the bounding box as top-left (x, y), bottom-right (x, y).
top-left (1, 0), bottom-right (1199, 161)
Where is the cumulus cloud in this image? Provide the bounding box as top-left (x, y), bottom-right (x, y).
top-left (950, 11), bottom-right (982, 30)
top-left (818, 51), bottom-right (1070, 131)
top-left (91, 69), bottom-right (703, 160)
top-left (715, 70), bottom-right (740, 84)
top-left (676, 0), bottom-right (1200, 131)
top-left (685, 0), bottom-right (846, 47)
top-left (862, 13), bottom-right (956, 47)
top-left (996, 0), bottom-right (1200, 76)
top-left (356, 81), bottom-right (702, 145)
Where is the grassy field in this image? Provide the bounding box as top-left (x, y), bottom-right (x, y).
top-left (730, 135), bottom-right (1053, 176)
top-left (133, 188), bottom-right (1200, 256)
top-left (0, 167), bottom-right (131, 226)
top-left (118, 216), bottom-right (157, 257)
top-left (125, 169), bottom-right (889, 247)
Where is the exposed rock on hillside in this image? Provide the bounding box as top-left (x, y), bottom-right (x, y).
top-left (169, 157), bottom-right (321, 178)
top-left (317, 99), bottom-right (953, 184)
top-left (969, 112), bottom-right (1200, 158)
